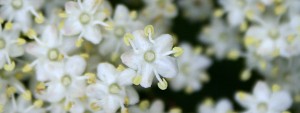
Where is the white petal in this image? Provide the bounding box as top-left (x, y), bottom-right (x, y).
top-left (82, 0), bottom-right (100, 11)
top-left (0, 53), bottom-right (5, 69)
top-left (8, 45), bottom-right (24, 57)
top-left (41, 26), bottom-right (60, 48)
top-left (46, 84), bottom-right (65, 102)
top-left (140, 63), bottom-right (154, 88)
top-left (25, 42), bottom-right (47, 57)
top-left (59, 38), bottom-right (77, 53)
top-left (253, 81), bottom-right (271, 101)
top-left (63, 19), bottom-right (82, 36)
top-left (97, 63), bottom-right (117, 84)
top-left (114, 4), bottom-right (129, 22)
top-left (43, 61), bottom-right (65, 79)
top-left (215, 99), bottom-right (233, 113)
top-left (35, 63), bottom-right (50, 81)
top-left (125, 86), bottom-right (139, 105)
top-left (66, 55), bottom-right (86, 76)
top-left (269, 91), bottom-right (292, 111)
top-left (154, 56), bottom-right (178, 78)
top-left (65, 1), bottom-right (80, 14)
top-left (86, 83), bottom-right (106, 99)
top-left (234, 92), bottom-right (255, 109)
top-left (84, 26), bottom-right (102, 44)
top-left (121, 51), bottom-right (140, 70)
top-left (118, 68), bottom-right (136, 86)
top-left (154, 34), bottom-right (173, 53)
top-left (149, 100), bottom-right (164, 113)
top-left (227, 10), bottom-right (244, 26)
top-left (170, 75), bottom-right (186, 91)
top-left (132, 30), bottom-right (151, 50)
top-left (104, 96), bottom-right (120, 113)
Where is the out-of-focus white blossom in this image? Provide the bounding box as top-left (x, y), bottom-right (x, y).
top-left (170, 43), bottom-right (211, 93)
top-left (235, 81), bottom-right (292, 113)
top-left (197, 98), bottom-right (233, 113)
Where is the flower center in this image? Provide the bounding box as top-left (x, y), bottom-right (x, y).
top-left (257, 102), bottom-right (268, 112)
top-left (61, 75), bottom-right (72, 86)
top-left (268, 29), bottom-right (279, 39)
top-left (144, 50), bottom-right (156, 63)
top-left (11, 0), bottom-right (23, 9)
top-left (114, 26), bottom-right (126, 38)
top-left (109, 84), bottom-right (121, 94)
top-left (181, 63), bottom-right (190, 75)
top-left (0, 39), bottom-right (5, 50)
top-left (79, 13), bottom-right (91, 25)
top-left (220, 32), bottom-right (229, 41)
top-left (157, 0), bottom-right (166, 8)
top-left (47, 48), bottom-right (59, 61)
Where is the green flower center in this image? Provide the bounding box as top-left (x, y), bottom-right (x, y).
top-left (114, 26), bottom-right (126, 38)
top-left (47, 48), bottom-right (59, 61)
top-left (79, 13), bottom-right (91, 25)
top-left (109, 84), bottom-right (121, 94)
top-left (61, 75), bottom-right (72, 86)
top-left (144, 50), bottom-right (156, 63)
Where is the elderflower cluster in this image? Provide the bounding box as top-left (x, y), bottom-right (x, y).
top-left (0, 0), bottom-right (299, 112)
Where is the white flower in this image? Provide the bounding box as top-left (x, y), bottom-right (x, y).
top-left (235, 81), bottom-right (292, 113)
top-left (121, 25), bottom-right (181, 89)
top-left (129, 99), bottom-right (164, 113)
top-left (170, 43), bottom-right (211, 93)
top-left (63, 0), bottom-right (109, 44)
top-left (197, 98), bottom-right (233, 113)
top-left (36, 55), bottom-right (87, 104)
top-left (99, 4), bottom-right (142, 61)
top-left (25, 26), bottom-right (76, 81)
top-left (199, 18), bottom-right (241, 60)
top-left (218, 0), bottom-right (262, 26)
top-left (4, 96), bottom-right (46, 113)
top-left (0, 27), bottom-right (24, 71)
top-left (86, 63), bottom-right (138, 113)
top-left (0, 0), bottom-right (44, 32)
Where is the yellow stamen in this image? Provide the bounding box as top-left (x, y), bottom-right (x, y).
top-left (26, 29), bottom-right (37, 39)
top-left (227, 50), bottom-right (240, 60)
top-left (85, 73), bottom-right (96, 84)
top-left (203, 98), bottom-right (214, 106)
top-left (272, 84), bottom-right (281, 92)
top-left (0, 17), bottom-right (4, 24)
top-left (17, 38), bottom-right (26, 45)
top-left (246, 10), bottom-right (254, 20)
top-left (64, 101), bottom-right (74, 111)
top-left (4, 61), bottom-right (15, 71)
top-left (6, 86), bottom-right (16, 97)
top-left (213, 9), bottom-right (224, 18)
top-left (193, 46), bottom-right (202, 54)
top-left (21, 90), bottom-right (32, 101)
top-left (33, 100), bottom-right (43, 108)
top-left (80, 53), bottom-right (89, 59)
top-left (237, 91), bottom-right (247, 100)
top-left (169, 107), bottom-right (182, 113)
top-left (240, 69), bottom-right (251, 81)
top-left (4, 22), bottom-right (13, 30)
top-left (274, 5), bottom-right (286, 15)
top-left (123, 33), bottom-right (134, 46)
top-left (144, 25), bottom-right (154, 36)
top-left (240, 21), bottom-right (248, 32)
top-left (22, 64), bottom-right (32, 73)
top-left (130, 11), bottom-right (137, 20)
top-left (132, 75), bottom-right (142, 85)
top-left (157, 78), bottom-right (168, 90)
top-left (139, 100), bottom-right (150, 110)
top-left (172, 47), bottom-right (183, 57)
top-left (34, 12), bottom-right (45, 24)
top-left (76, 38), bottom-right (84, 47)
top-left (117, 64), bottom-right (125, 72)
top-left (244, 36), bottom-right (257, 47)
top-left (36, 82), bottom-right (46, 94)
